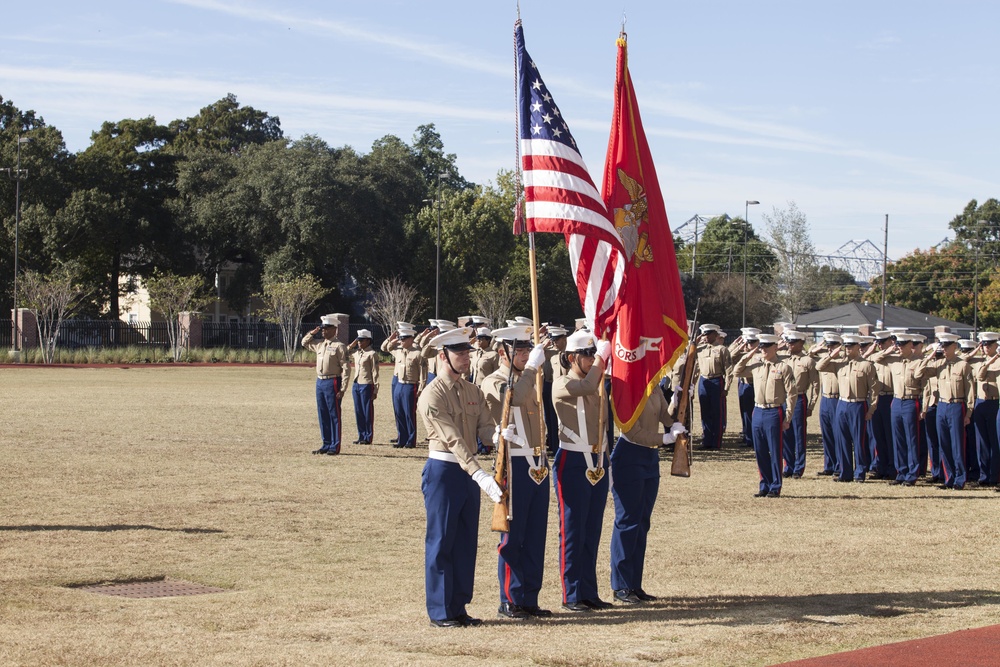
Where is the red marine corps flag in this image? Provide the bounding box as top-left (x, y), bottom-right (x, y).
top-left (602, 33), bottom-right (689, 431)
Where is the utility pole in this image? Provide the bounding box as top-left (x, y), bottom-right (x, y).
top-left (880, 214), bottom-right (888, 324)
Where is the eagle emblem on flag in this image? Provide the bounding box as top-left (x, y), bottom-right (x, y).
top-left (613, 169), bottom-right (654, 268)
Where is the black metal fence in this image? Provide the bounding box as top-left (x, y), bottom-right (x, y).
top-left (1, 320), bottom-right (11, 349)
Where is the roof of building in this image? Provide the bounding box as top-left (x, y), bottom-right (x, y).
top-left (793, 302), bottom-right (972, 333)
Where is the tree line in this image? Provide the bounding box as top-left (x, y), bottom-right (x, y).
top-left (2, 92), bottom-right (997, 332)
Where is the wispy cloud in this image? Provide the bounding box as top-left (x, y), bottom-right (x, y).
top-left (165, 0), bottom-right (509, 77)
top-left (857, 32), bottom-right (901, 51)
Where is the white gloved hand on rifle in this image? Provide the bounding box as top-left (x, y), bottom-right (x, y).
top-left (491, 425), bottom-right (501, 446)
top-left (500, 425), bottom-right (527, 448)
top-left (525, 343), bottom-right (546, 371)
top-left (472, 469), bottom-right (504, 503)
top-left (661, 421), bottom-right (688, 445)
top-left (596, 340), bottom-right (612, 364)
top-left (668, 390), bottom-right (679, 414)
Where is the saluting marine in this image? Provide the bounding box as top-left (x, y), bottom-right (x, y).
top-left (695, 324), bottom-right (731, 450)
top-left (810, 332), bottom-right (843, 476)
top-left (970, 332), bottom-right (1000, 486)
top-left (732, 334), bottom-right (796, 497)
top-left (778, 330), bottom-right (819, 478)
top-left (867, 332), bottom-right (929, 486)
top-left (347, 328), bottom-right (379, 445)
top-left (382, 324), bottom-right (426, 449)
top-left (301, 314), bottom-right (351, 456)
top-left (918, 333), bottom-right (975, 490)
top-left (470, 327), bottom-right (500, 386)
top-left (542, 325), bottom-right (569, 455)
top-left (730, 328), bottom-right (761, 448)
top-left (865, 331), bottom-right (898, 479)
top-left (552, 329), bottom-right (614, 612)
top-left (418, 327), bottom-right (504, 628)
top-left (480, 325), bottom-right (552, 620)
top-left (816, 334), bottom-right (880, 483)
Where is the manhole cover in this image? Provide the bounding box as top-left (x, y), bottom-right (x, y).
top-left (73, 578), bottom-right (227, 599)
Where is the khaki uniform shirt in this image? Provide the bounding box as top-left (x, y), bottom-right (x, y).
top-left (919, 357), bottom-right (975, 410)
top-left (471, 347), bottom-right (499, 386)
top-left (779, 350), bottom-right (820, 408)
top-left (621, 388), bottom-right (674, 449)
top-left (481, 365), bottom-right (542, 451)
top-left (869, 347), bottom-right (894, 395)
top-left (381, 339), bottom-right (426, 391)
top-left (301, 334), bottom-right (350, 384)
top-left (732, 354), bottom-right (797, 420)
top-left (552, 363), bottom-right (604, 448)
top-left (815, 354), bottom-right (880, 411)
top-left (419, 341), bottom-right (439, 377)
top-left (696, 342), bottom-right (731, 387)
top-left (868, 350), bottom-right (928, 399)
top-left (975, 357), bottom-right (1000, 400)
top-left (350, 346), bottom-right (380, 392)
top-left (418, 373), bottom-right (495, 476)
top-left (543, 348), bottom-right (564, 383)
top-left (923, 374), bottom-right (939, 412)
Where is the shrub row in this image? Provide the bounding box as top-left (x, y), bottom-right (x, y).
top-left (12, 347), bottom-right (314, 365)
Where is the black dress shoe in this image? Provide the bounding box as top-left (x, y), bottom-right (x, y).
top-left (429, 618), bottom-right (462, 628)
top-left (753, 490), bottom-right (767, 497)
top-left (457, 614), bottom-right (482, 627)
top-left (938, 484), bottom-right (954, 490)
top-left (521, 605), bottom-right (553, 618)
top-left (613, 589), bottom-right (641, 604)
top-left (325, 449), bottom-right (340, 455)
top-left (903, 481), bottom-right (916, 486)
top-left (766, 491), bottom-right (780, 498)
top-left (352, 439), bottom-right (361, 444)
top-left (404, 444), bottom-right (415, 449)
top-left (929, 476), bottom-right (943, 484)
top-left (497, 602), bottom-right (529, 620)
top-left (816, 470), bottom-right (834, 476)
top-left (635, 589), bottom-right (658, 602)
top-left (562, 601), bottom-right (591, 612)
top-left (782, 471), bottom-right (793, 478)
top-left (392, 444), bottom-right (404, 449)
top-left (792, 473), bottom-right (802, 479)
top-left (390, 438), bottom-right (398, 443)
top-left (582, 598), bottom-right (613, 610)
top-left (889, 479), bottom-right (903, 485)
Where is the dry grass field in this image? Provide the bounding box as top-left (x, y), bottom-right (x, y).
top-left (2, 366), bottom-right (1000, 666)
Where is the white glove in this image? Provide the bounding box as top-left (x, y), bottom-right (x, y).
top-left (667, 391), bottom-right (679, 414)
top-left (525, 343), bottom-right (546, 371)
top-left (491, 425), bottom-right (501, 445)
top-left (501, 425), bottom-right (527, 448)
top-left (661, 421), bottom-right (687, 445)
top-left (472, 469), bottom-right (504, 503)
top-left (596, 340), bottom-right (612, 363)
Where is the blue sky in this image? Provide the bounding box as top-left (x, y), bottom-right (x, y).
top-left (2, 1), bottom-right (998, 264)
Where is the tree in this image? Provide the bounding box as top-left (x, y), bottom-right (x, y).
top-left (20, 263), bottom-right (84, 363)
top-left (411, 124), bottom-right (471, 191)
top-left (865, 244), bottom-right (975, 323)
top-left (674, 215), bottom-right (777, 283)
top-left (808, 266), bottom-right (864, 310)
top-left (366, 276), bottom-right (427, 339)
top-left (168, 94), bottom-right (282, 154)
top-left (681, 274), bottom-right (777, 330)
top-left (469, 276), bottom-right (523, 330)
top-left (259, 274), bottom-right (328, 362)
top-left (763, 201), bottom-right (818, 319)
top-left (146, 272), bottom-right (209, 361)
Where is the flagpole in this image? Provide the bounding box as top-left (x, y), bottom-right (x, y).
top-left (515, 15), bottom-right (548, 475)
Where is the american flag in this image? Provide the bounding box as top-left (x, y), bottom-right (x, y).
top-left (516, 21), bottom-right (626, 335)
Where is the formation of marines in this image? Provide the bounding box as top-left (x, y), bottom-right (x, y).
top-left (301, 313), bottom-right (997, 627)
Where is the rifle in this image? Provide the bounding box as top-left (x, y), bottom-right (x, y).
top-left (670, 301), bottom-right (699, 478)
top-left (491, 342), bottom-right (517, 533)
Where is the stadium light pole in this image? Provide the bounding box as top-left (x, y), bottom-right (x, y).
top-left (4, 136), bottom-right (30, 352)
top-left (743, 200), bottom-right (760, 327)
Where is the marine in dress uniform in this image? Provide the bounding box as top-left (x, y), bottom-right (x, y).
top-left (471, 328), bottom-right (500, 385)
top-left (868, 333), bottom-right (929, 485)
top-left (348, 329), bottom-right (379, 445)
top-left (973, 332), bottom-right (1000, 486)
top-left (732, 334), bottom-right (796, 497)
top-left (551, 330), bottom-right (614, 612)
top-left (815, 335), bottom-right (880, 483)
top-left (301, 314), bottom-right (350, 455)
top-left (810, 332), bottom-right (843, 476)
top-left (958, 338), bottom-right (982, 481)
top-left (922, 360), bottom-right (943, 483)
top-left (610, 386), bottom-right (686, 604)
top-left (917, 333), bottom-right (975, 490)
top-left (381, 325), bottom-right (426, 449)
top-left (417, 327), bottom-right (504, 628)
top-left (730, 328), bottom-right (761, 448)
top-left (480, 325), bottom-right (552, 620)
top-left (778, 330), bottom-right (819, 478)
top-left (542, 326), bottom-right (569, 455)
top-left (695, 324), bottom-right (731, 450)
top-left (865, 331), bottom-right (898, 479)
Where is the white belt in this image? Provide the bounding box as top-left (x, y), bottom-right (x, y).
top-left (509, 406), bottom-right (544, 472)
top-left (428, 451), bottom-right (460, 463)
top-left (558, 440), bottom-right (595, 453)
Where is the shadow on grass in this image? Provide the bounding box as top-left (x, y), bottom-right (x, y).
top-left (513, 589), bottom-right (1000, 627)
top-left (0, 524), bottom-right (223, 534)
